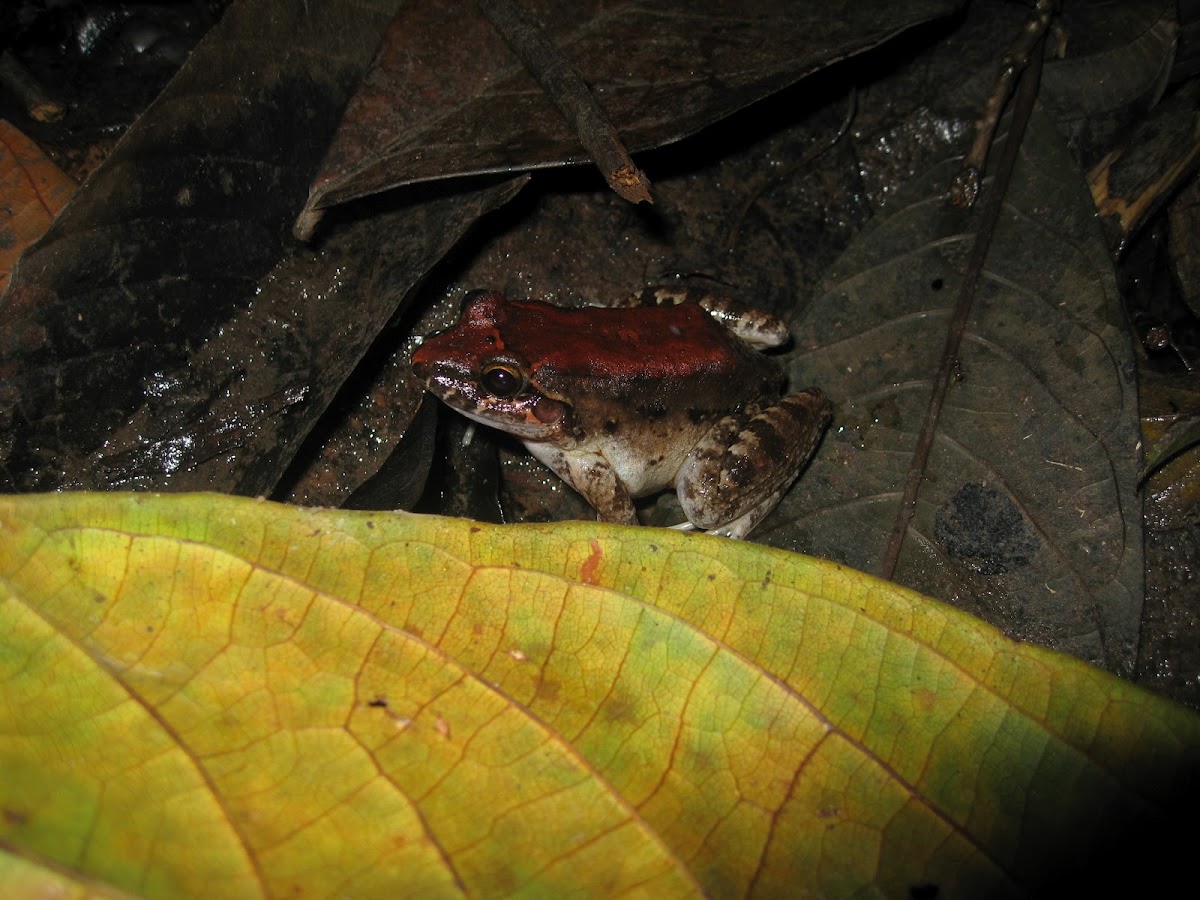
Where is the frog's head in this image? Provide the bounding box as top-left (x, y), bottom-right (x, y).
top-left (410, 291), bottom-right (571, 441)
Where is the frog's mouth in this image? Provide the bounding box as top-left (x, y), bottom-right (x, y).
top-left (419, 375), bottom-right (571, 443)
top-left (448, 393), bottom-right (572, 441)
top-left (412, 348), bottom-right (575, 440)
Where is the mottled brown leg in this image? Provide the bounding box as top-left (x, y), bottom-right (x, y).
top-left (677, 389), bottom-right (832, 537)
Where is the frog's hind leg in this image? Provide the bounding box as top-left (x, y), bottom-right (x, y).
top-left (677, 389), bottom-right (832, 539)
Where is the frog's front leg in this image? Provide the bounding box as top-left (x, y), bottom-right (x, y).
top-left (676, 389), bottom-right (833, 539)
top-left (524, 443), bottom-right (639, 526)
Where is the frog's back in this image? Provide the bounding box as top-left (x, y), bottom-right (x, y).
top-left (494, 295), bottom-right (776, 382)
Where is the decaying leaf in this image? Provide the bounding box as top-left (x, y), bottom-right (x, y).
top-left (0, 0), bottom-right (529, 499)
top-left (0, 119), bottom-right (75, 296)
top-left (775, 105), bottom-right (1142, 673)
top-left (299, 0), bottom-right (962, 227)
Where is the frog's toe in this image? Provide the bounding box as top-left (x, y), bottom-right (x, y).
top-left (702, 487), bottom-right (789, 539)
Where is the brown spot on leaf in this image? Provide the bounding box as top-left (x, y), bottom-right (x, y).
top-left (3, 807), bottom-right (29, 826)
top-left (534, 676), bottom-right (561, 703)
top-left (580, 539), bottom-right (603, 584)
top-left (912, 688), bottom-right (938, 711)
top-left (601, 691), bottom-right (637, 724)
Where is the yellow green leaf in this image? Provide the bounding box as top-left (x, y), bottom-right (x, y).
top-left (1, 492), bottom-right (1196, 897)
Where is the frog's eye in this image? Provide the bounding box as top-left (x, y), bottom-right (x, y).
top-left (481, 363), bottom-right (524, 397)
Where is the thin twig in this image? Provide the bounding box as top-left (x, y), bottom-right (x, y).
top-left (950, 0), bottom-right (1054, 207)
top-left (0, 51), bottom-right (65, 123)
top-left (880, 31), bottom-right (1047, 580)
top-left (476, 0), bottom-right (652, 204)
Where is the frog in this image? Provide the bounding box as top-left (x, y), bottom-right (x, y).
top-left (409, 287), bottom-right (832, 538)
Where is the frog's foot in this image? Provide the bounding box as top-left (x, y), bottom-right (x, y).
top-left (701, 486), bottom-right (789, 539)
top-left (676, 389), bottom-right (832, 538)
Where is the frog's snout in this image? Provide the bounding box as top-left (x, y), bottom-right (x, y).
top-left (409, 347), bottom-right (431, 380)
top-left (410, 340), bottom-right (446, 384)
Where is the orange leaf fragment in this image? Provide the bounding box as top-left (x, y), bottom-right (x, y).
top-left (0, 119), bottom-right (76, 295)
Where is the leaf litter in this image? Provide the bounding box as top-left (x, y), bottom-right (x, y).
top-left (0, 0), bottom-right (1184, 684)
